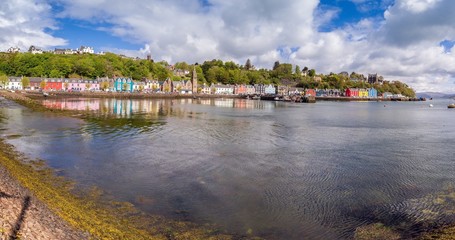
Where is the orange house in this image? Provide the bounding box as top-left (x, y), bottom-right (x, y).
top-left (234, 85), bottom-right (247, 95)
top-left (44, 79), bottom-right (63, 90)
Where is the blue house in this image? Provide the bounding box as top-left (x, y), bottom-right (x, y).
top-left (368, 88), bottom-right (378, 98)
top-left (114, 77), bottom-right (134, 92)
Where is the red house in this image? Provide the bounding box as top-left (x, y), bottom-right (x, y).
top-left (305, 89), bottom-right (316, 96)
top-left (44, 79), bottom-right (63, 91)
top-left (345, 88), bottom-right (359, 97)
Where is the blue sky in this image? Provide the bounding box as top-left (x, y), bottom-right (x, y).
top-left (1, 0), bottom-right (455, 92)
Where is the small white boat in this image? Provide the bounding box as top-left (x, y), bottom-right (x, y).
top-left (429, 104), bottom-right (434, 108)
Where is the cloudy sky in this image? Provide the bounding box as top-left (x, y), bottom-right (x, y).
top-left (1, 0), bottom-right (454, 92)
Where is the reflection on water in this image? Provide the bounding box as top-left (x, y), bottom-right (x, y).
top-left (2, 98), bottom-right (455, 239)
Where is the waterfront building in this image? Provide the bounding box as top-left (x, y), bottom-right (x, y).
top-left (114, 77), bottom-right (134, 92)
top-left (305, 89), bottom-right (316, 96)
top-left (172, 80), bottom-right (182, 93)
top-left (382, 92), bottom-right (393, 98)
top-left (7, 77), bottom-right (22, 90)
top-left (200, 84), bottom-right (211, 94)
top-left (44, 78), bottom-right (63, 91)
top-left (254, 84), bottom-right (265, 95)
top-left (212, 84), bottom-right (234, 94)
top-left (359, 89), bottom-right (369, 98)
top-left (314, 89), bottom-right (343, 97)
top-left (161, 78), bottom-right (173, 93)
top-left (245, 85), bottom-right (256, 95)
top-left (29, 77), bottom-right (42, 90)
top-left (264, 84), bottom-right (276, 94)
top-left (145, 80), bottom-right (160, 92)
top-left (277, 86), bottom-right (289, 96)
top-left (133, 81), bottom-right (145, 92)
top-left (368, 88), bottom-right (378, 98)
top-left (68, 79), bottom-right (84, 91)
top-left (345, 88), bottom-right (360, 97)
top-left (234, 85), bottom-right (247, 95)
top-left (288, 87), bottom-right (304, 95)
top-left (180, 80), bottom-right (193, 94)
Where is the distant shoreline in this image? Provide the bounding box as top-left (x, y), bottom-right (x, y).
top-left (19, 91), bottom-right (425, 102)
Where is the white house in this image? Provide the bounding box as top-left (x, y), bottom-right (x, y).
top-left (7, 77), bottom-right (23, 90)
top-left (264, 84), bottom-right (276, 94)
top-left (28, 45), bottom-right (43, 54)
top-left (79, 46), bottom-right (94, 54)
top-left (212, 84), bottom-right (234, 95)
top-left (7, 47), bottom-right (20, 53)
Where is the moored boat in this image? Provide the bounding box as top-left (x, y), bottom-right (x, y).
top-left (448, 104), bottom-right (455, 109)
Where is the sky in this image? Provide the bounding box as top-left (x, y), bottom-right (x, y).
top-left (1, 0), bottom-right (454, 93)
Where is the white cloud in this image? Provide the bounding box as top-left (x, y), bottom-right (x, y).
top-left (0, 0), bottom-right (67, 51)
top-left (2, 0), bottom-right (455, 92)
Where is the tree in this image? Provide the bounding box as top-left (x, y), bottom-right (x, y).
top-left (69, 73), bottom-right (81, 79)
top-left (273, 61), bottom-right (280, 70)
top-left (245, 59), bottom-right (252, 70)
top-left (0, 74), bottom-right (9, 88)
top-left (100, 81), bottom-right (110, 91)
top-left (40, 80), bottom-right (46, 89)
top-left (295, 65), bottom-right (301, 76)
top-left (21, 77), bottom-right (30, 89)
top-left (309, 69), bottom-right (316, 77)
top-left (64, 82), bottom-right (69, 91)
top-left (122, 83), bottom-right (128, 91)
top-left (49, 69), bottom-right (62, 78)
top-left (85, 83), bottom-right (91, 90)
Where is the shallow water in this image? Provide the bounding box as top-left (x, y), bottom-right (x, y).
top-left (1, 97), bottom-right (454, 239)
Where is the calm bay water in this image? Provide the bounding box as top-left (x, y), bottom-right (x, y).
top-left (1, 97), bottom-right (454, 239)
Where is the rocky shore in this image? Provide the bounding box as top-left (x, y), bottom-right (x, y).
top-left (0, 159), bottom-right (89, 240)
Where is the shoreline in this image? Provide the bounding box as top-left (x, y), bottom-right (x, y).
top-left (0, 144), bottom-right (89, 240)
top-left (23, 90), bottom-right (243, 100)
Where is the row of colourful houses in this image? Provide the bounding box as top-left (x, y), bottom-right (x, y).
top-left (1, 76), bottom-right (380, 98)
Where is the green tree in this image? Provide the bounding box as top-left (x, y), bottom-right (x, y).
top-left (0, 74), bottom-right (8, 88)
top-left (245, 59), bottom-right (252, 70)
top-left (40, 80), bottom-right (46, 89)
top-left (100, 81), bottom-right (110, 91)
top-left (309, 69), bottom-right (316, 77)
top-left (49, 69), bottom-right (62, 78)
top-left (21, 77), bottom-right (30, 89)
top-left (295, 65), bottom-right (301, 76)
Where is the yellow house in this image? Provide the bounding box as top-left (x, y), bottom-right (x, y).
top-left (359, 89), bottom-right (369, 98)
